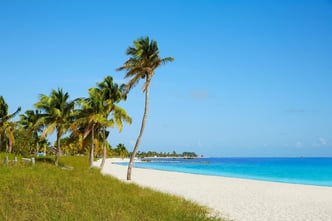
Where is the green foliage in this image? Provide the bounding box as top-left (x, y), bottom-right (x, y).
top-left (136, 150), bottom-right (199, 158)
top-left (0, 156), bottom-right (223, 221)
top-left (74, 76), bottom-right (131, 166)
top-left (0, 96), bottom-right (21, 153)
top-left (13, 127), bottom-right (36, 156)
top-left (117, 36), bottom-right (174, 93)
top-left (34, 88), bottom-right (75, 166)
top-left (113, 143), bottom-right (129, 159)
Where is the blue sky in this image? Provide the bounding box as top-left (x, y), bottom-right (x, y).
top-left (1, 0), bottom-right (332, 157)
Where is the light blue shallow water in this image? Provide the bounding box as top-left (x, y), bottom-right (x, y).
top-left (119, 158), bottom-right (332, 187)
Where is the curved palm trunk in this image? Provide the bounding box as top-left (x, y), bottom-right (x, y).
top-left (89, 123), bottom-right (95, 167)
top-left (127, 83), bottom-right (150, 180)
top-left (100, 127), bottom-right (107, 169)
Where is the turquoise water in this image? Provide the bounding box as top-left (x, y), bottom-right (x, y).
top-left (120, 158), bottom-right (332, 187)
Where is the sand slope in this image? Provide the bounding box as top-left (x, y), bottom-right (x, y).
top-left (94, 159), bottom-right (332, 221)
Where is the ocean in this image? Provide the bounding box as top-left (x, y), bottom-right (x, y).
top-left (121, 157), bottom-right (332, 187)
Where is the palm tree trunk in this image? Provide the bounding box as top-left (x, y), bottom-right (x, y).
top-left (89, 123), bottom-right (95, 167)
top-left (0, 133), bottom-right (2, 151)
top-left (36, 141), bottom-right (39, 154)
top-left (8, 138), bottom-right (13, 153)
top-left (100, 127), bottom-right (107, 169)
top-left (55, 131), bottom-right (61, 166)
top-left (127, 83), bottom-right (150, 180)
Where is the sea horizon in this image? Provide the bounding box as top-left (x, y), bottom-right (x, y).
top-left (143, 156), bottom-right (332, 158)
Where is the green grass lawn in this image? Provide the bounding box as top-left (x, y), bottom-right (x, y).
top-left (0, 154), bottom-right (223, 221)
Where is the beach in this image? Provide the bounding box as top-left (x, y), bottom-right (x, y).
top-left (94, 158), bottom-right (332, 221)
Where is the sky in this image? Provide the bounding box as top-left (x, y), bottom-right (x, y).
top-left (1, 0), bottom-right (332, 157)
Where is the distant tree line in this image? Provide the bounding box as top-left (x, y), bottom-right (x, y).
top-left (135, 150), bottom-right (198, 158)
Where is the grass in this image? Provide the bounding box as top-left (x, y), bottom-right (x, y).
top-left (0, 154), bottom-right (224, 221)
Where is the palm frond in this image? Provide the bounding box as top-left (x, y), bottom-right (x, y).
top-left (117, 36), bottom-right (174, 93)
top-left (42, 122), bottom-right (56, 139)
top-left (6, 107), bottom-right (21, 121)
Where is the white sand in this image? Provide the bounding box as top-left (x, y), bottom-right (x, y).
top-left (93, 158), bottom-right (332, 221)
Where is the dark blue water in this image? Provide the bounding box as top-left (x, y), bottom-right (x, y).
top-left (120, 158), bottom-right (332, 187)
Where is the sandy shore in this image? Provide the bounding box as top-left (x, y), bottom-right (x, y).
top-left (93, 158), bottom-right (332, 221)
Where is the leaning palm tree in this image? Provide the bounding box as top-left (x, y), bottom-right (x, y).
top-left (0, 96), bottom-right (21, 152)
top-left (34, 88), bottom-right (75, 166)
top-left (117, 37), bottom-right (174, 180)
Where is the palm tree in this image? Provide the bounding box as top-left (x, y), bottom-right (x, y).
top-left (97, 76), bottom-right (131, 168)
top-left (19, 110), bottom-right (43, 153)
top-left (117, 36), bottom-right (174, 180)
top-left (34, 88), bottom-right (75, 166)
top-left (114, 143), bottom-right (129, 159)
top-left (97, 76), bottom-right (125, 103)
top-left (75, 87), bottom-right (107, 167)
top-left (76, 76), bottom-right (131, 167)
top-left (0, 96), bottom-right (21, 152)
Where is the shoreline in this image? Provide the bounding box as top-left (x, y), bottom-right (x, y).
top-left (94, 158), bottom-right (332, 221)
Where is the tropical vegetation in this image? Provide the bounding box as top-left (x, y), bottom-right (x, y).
top-left (34, 88), bottom-right (75, 166)
top-left (113, 143), bottom-right (129, 159)
top-left (74, 76), bottom-right (131, 167)
top-left (0, 96), bottom-right (21, 153)
top-left (0, 76), bottom-right (131, 165)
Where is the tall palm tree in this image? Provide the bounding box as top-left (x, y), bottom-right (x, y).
top-left (117, 37), bottom-right (174, 180)
top-left (34, 88), bottom-right (75, 166)
top-left (0, 96), bottom-right (21, 152)
top-left (76, 87), bottom-right (112, 167)
top-left (76, 76), bottom-right (131, 167)
top-left (97, 76), bottom-right (131, 168)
